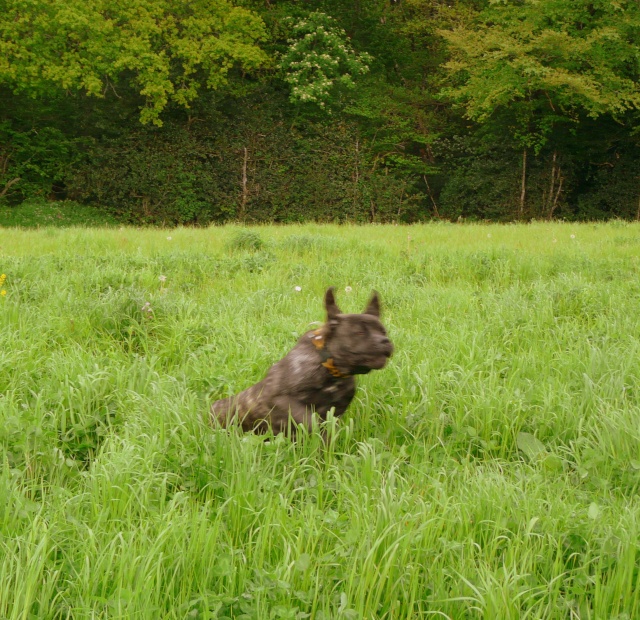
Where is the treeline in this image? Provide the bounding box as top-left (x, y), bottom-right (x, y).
top-left (1, 0), bottom-right (639, 223)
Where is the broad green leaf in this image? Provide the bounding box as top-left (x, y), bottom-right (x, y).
top-left (517, 431), bottom-right (547, 461)
top-left (542, 454), bottom-right (565, 472)
top-left (294, 554), bottom-right (311, 573)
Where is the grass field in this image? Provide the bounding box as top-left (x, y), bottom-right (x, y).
top-left (1, 222), bottom-right (640, 619)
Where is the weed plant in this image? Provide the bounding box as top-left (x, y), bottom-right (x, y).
top-left (1, 223), bottom-right (640, 618)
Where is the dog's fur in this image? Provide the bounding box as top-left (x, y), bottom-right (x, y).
top-left (211, 287), bottom-right (393, 435)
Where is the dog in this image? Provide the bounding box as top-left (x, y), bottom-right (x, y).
top-left (211, 287), bottom-right (393, 436)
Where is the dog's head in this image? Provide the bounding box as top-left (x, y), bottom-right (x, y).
top-left (321, 287), bottom-right (393, 375)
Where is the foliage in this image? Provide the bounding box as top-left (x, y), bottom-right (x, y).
top-left (439, 0), bottom-right (640, 152)
top-left (279, 11), bottom-right (372, 108)
top-left (65, 94), bottom-right (425, 224)
top-left (1, 0), bottom-right (640, 221)
top-left (0, 120), bottom-right (88, 204)
top-left (0, 0), bottom-right (268, 124)
top-left (577, 148), bottom-right (640, 220)
top-left (68, 123), bottom-right (236, 225)
top-left (435, 131), bottom-right (584, 220)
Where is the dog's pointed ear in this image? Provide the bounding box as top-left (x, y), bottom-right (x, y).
top-left (324, 287), bottom-right (342, 322)
top-left (364, 290), bottom-right (381, 317)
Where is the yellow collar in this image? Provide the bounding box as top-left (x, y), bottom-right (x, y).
top-left (310, 329), bottom-right (350, 378)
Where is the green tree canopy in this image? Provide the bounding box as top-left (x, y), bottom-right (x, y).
top-left (0, 0), bottom-right (268, 124)
top-left (439, 0), bottom-right (640, 150)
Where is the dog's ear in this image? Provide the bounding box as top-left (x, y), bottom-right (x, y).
top-left (363, 290), bottom-right (381, 318)
top-left (324, 287), bottom-right (342, 322)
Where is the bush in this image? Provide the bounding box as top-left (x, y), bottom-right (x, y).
top-left (67, 94), bottom-right (426, 224)
top-left (0, 120), bottom-right (88, 205)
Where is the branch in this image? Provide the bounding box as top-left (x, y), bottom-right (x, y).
top-left (0, 177), bottom-right (21, 199)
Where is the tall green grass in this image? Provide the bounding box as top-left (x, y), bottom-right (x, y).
top-left (1, 222), bottom-right (640, 619)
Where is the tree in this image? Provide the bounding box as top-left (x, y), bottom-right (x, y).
top-left (0, 0), bottom-right (268, 124)
top-left (441, 0), bottom-right (640, 121)
top-left (279, 11), bottom-right (372, 108)
top-left (439, 0), bottom-right (640, 216)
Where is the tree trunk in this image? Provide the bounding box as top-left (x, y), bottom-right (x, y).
top-left (353, 138), bottom-right (360, 217)
top-left (549, 173), bottom-right (563, 220)
top-left (423, 175), bottom-right (440, 219)
top-left (519, 148), bottom-right (527, 219)
top-left (240, 147), bottom-right (249, 220)
top-left (395, 183), bottom-right (406, 222)
top-left (0, 177), bottom-right (20, 199)
top-left (547, 151), bottom-right (557, 218)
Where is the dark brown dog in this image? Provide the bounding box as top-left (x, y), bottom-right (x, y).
top-left (211, 287), bottom-right (393, 435)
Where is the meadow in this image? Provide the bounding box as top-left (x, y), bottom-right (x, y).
top-left (1, 222), bottom-right (640, 619)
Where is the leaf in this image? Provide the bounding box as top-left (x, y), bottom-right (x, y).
top-left (339, 592), bottom-right (348, 611)
top-left (517, 432), bottom-right (547, 461)
top-left (588, 502), bottom-right (600, 520)
top-left (542, 453), bottom-right (564, 472)
top-left (525, 516), bottom-right (540, 534)
top-left (212, 555), bottom-right (232, 577)
top-left (294, 554), bottom-right (311, 573)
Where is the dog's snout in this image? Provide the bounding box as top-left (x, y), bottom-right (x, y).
top-left (379, 335), bottom-right (393, 357)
